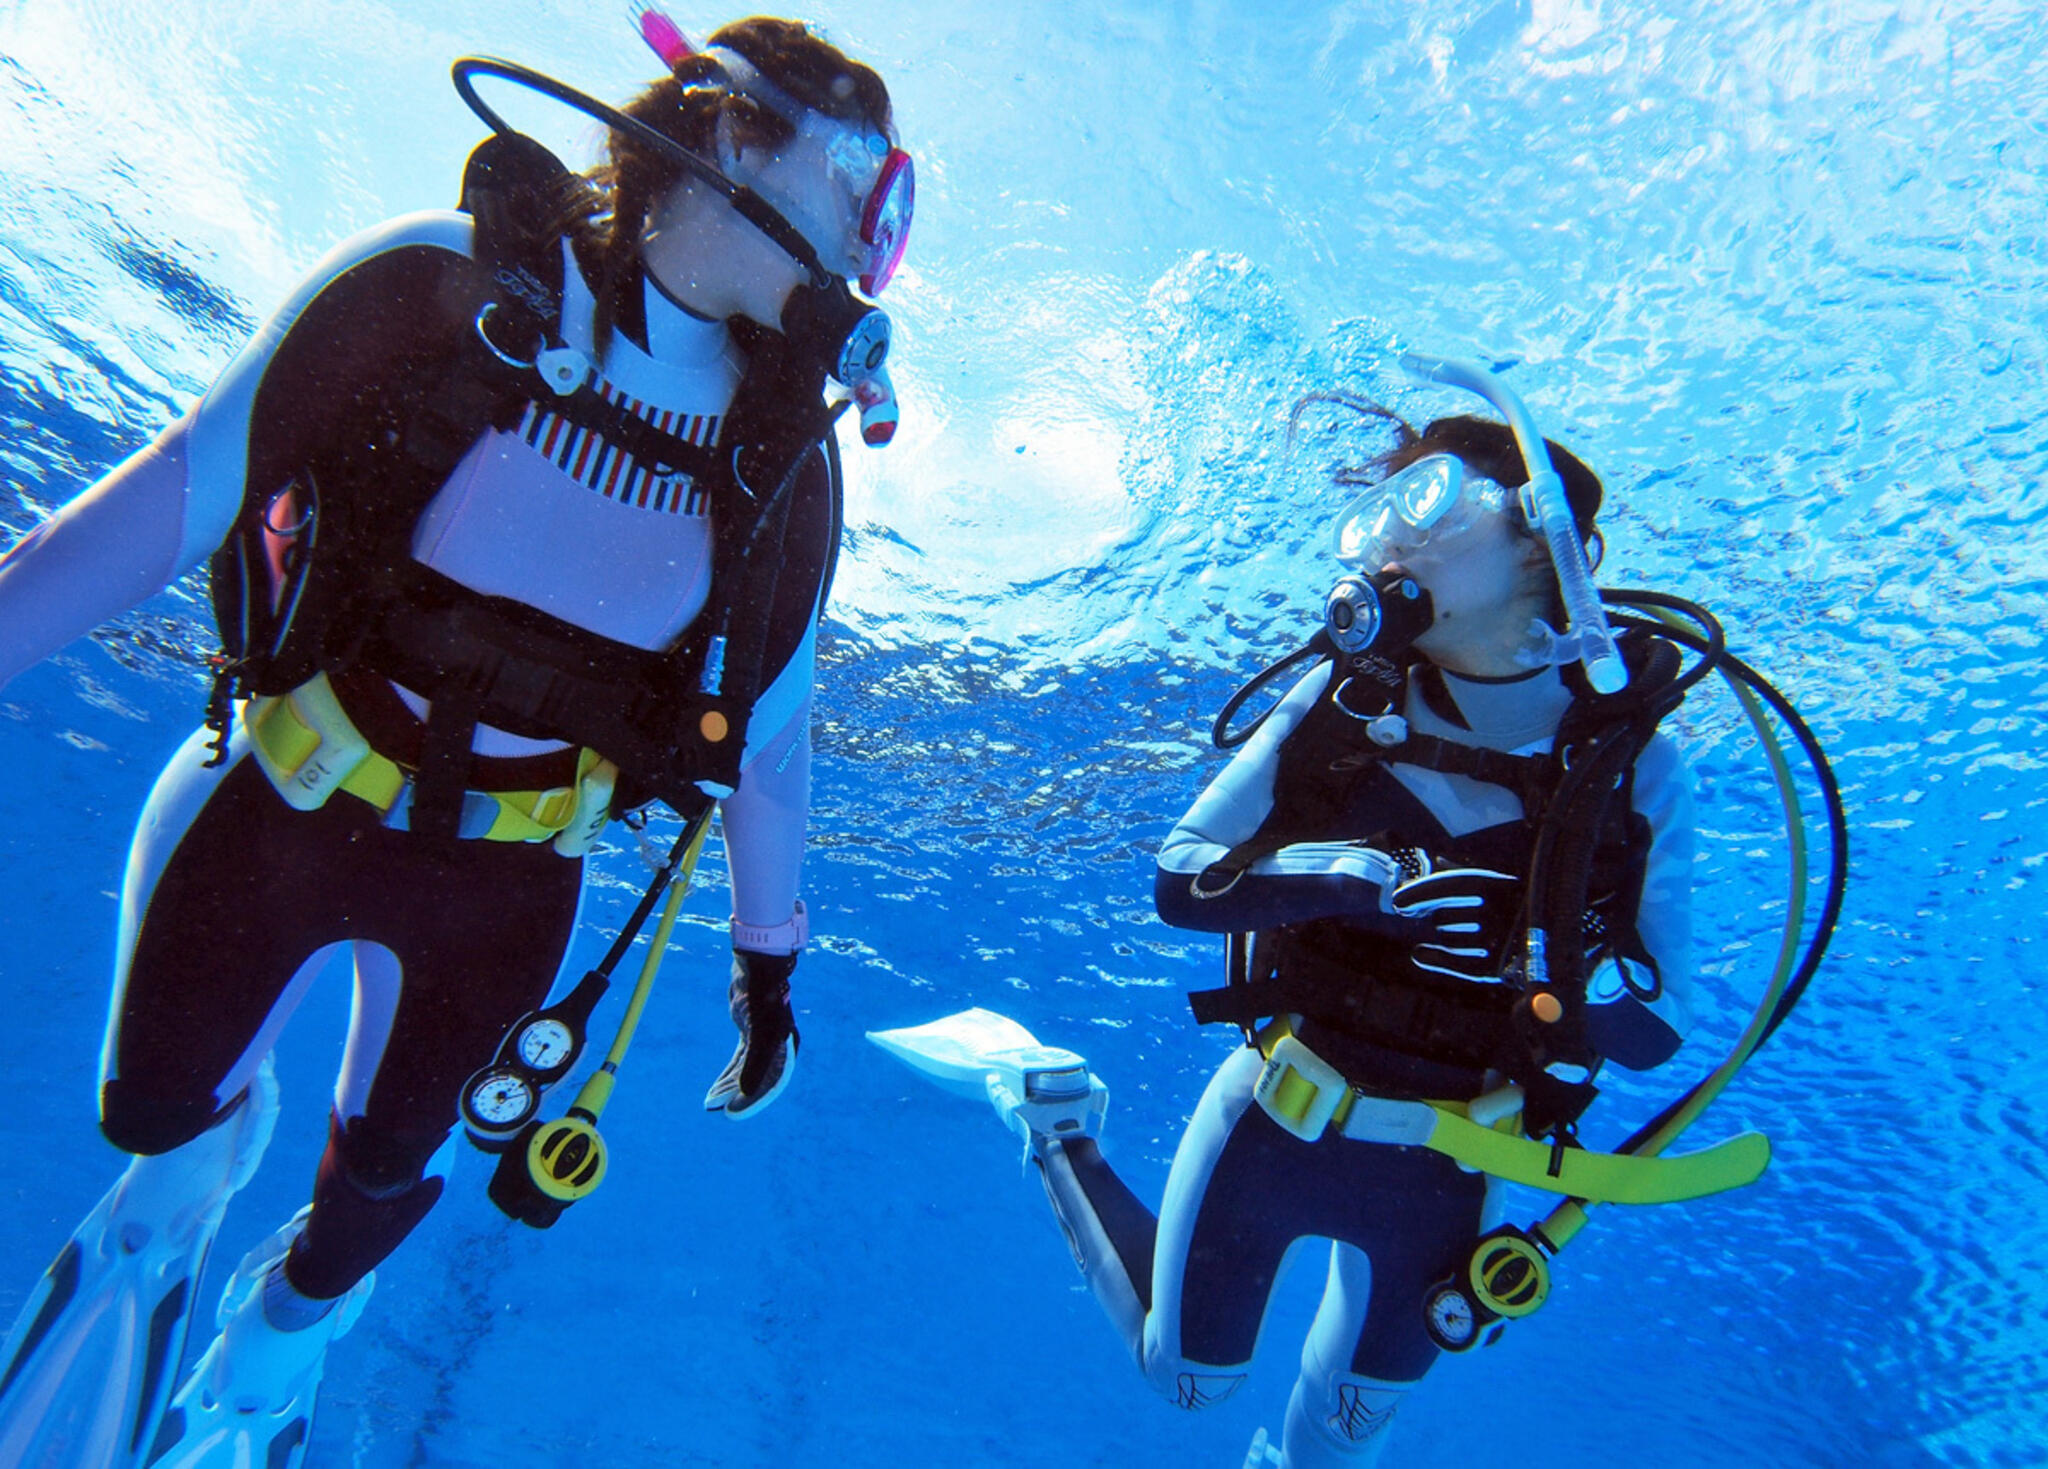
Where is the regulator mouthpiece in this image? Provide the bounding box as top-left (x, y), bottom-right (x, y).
top-left (852, 366), bottom-right (898, 446)
top-left (1325, 570), bottom-right (1434, 658)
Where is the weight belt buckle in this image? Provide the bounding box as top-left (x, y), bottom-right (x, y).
top-left (1253, 1034), bottom-right (1352, 1142)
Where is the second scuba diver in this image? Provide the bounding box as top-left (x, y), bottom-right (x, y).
top-left (0, 12), bottom-right (911, 1467)
top-left (876, 364), bottom-right (1737, 1468)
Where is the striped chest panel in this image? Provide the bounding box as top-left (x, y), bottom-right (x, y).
top-left (514, 380), bottom-right (724, 517)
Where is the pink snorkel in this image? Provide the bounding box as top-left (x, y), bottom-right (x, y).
top-left (625, 5), bottom-right (902, 445)
top-left (633, 6), bottom-right (696, 69)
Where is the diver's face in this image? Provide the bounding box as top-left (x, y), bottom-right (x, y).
top-left (1371, 484), bottom-right (1545, 662)
top-left (739, 126), bottom-right (871, 282)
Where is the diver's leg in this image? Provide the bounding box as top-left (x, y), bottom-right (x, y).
top-left (153, 832), bottom-right (582, 1467)
top-left (1136, 1043), bottom-right (1332, 1413)
top-left (99, 729), bottom-right (334, 1148)
top-left (1037, 1043), bottom-right (1293, 1412)
top-left (284, 832), bottom-right (582, 1299)
top-left (1277, 1148), bottom-right (1493, 1467)
top-left (1033, 1135), bottom-right (1158, 1358)
top-left (0, 730), bottom-right (335, 1469)
top-left (1277, 1245), bottom-right (1401, 1469)
top-left (142, 943), bottom-right (428, 1469)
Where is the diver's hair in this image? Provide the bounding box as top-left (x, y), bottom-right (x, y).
top-left (563, 17), bottom-right (895, 356)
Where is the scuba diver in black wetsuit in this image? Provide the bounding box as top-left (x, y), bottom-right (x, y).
top-left (875, 357), bottom-right (1842, 1468)
top-left (1130, 410), bottom-right (1685, 1467)
top-left (0, 12), bottom-right (912, 1466)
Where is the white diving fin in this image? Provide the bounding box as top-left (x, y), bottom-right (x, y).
top-left (867, 1008), bottom-right (1108, 1146)
top-left (143, 1207), bottom-right (374, 1469)
top-left (0, 1059), bottom-right (278, 1469)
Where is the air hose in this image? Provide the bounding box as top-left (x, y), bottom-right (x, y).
top-left (1430, 589), bottom-right (1847, 1348)
top-left (488, 811), bottom-right (714, 1228)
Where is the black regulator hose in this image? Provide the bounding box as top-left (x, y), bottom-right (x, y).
top-left (1212, 638), bottom-right (1328, 750)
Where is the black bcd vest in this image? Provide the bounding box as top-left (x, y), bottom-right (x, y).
top-left (1189, 633), bottom-right (1684, 1133)
top-left (203, 131), bottom-right (844, 833)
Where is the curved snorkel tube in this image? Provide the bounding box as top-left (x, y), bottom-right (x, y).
top-left (1399, 353), bottom-right (1627, 694)
top-left (451, 56), bottom-right (832, 291)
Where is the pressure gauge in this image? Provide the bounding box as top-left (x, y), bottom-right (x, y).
top-left (1423, 1281), bottom-right (1480, 1353)
top-left (516, 1017), bottom-right (577, 1075)
top-left (462, 1065), bottom-right (539, 1143)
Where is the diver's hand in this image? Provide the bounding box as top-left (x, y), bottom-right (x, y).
top-left (705, 949), bottom-right (800, 1120)
top-left (1386, 854), bottom-right (1523, 982)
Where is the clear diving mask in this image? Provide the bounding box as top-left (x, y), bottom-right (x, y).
top-left (700, 45), bottom-right (915, 296)
top-left (1330, 454), bottom-right (1520, 572)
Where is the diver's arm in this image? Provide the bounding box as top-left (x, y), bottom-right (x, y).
top-left (0, 418), bottom-right (193, 691)
top-left (1583, 732), bottom-right (1696, 1069)
top-left (1154, 661), bottom-right (1407, 933)
top-left (0, 212), bottom-right (481, 696)
top-left (718, 436), bottom-right (832, 951)
top-left (720, 649), bottom-right (814, 951)
top-left (702, 659), bottom-right (811, 1120)
top-left (698, 406), bottom-right (842, 1121)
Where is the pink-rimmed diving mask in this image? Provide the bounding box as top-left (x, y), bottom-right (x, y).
top-left (636, 8), bottom-right (915, 295)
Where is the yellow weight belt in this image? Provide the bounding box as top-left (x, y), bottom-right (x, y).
top-left (241, 673), bottom-right (616, 853)
top-left (1252, 1020), bottom-right (1768, 1205)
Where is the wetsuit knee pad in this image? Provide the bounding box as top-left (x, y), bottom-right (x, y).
top-left (1285, 1373), bottom-right (1408, 1464)
top-left (98, 1078), bottom-right (235, 1156)
top-left (1323, 1379), bottom-right (1404, 1447)
top-left (1163, 1369), bottom-right (1247, 1412)
top-left (285, 1118), bottom-right (447, 1301)
top-left (325, 1112), bottom-right (443, 1198)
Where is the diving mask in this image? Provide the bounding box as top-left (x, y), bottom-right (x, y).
top-left (1332, 454), bottom-right (1520, 571)
top-left (705, 45), bottom-right (914, 295)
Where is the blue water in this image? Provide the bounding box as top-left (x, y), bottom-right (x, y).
top-left (3, 0), bottom-right (2044, 1464)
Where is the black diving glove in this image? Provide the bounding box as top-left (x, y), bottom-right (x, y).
top-left (704, 949), bottom-right (801, 1120)
top-left (1386, 851), bottom-right (1524, 983)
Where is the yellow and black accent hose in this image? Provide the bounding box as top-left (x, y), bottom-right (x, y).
top-left (489, 810), bottom-right (713, 1228)
top-left (1432, 588), bottom-right (1847, 1349)
top-left (1535, 593), bottom-right (1846, 1249)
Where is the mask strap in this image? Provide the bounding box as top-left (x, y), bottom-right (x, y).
top-left (706, 45), bottom-right (814, 130)
top-left (712, 108), bottom-right (744, 175)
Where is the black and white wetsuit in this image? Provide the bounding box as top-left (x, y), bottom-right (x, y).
top-left (0, 213), bottom-right (830, 1297)
top-left (1034, 659), bottom-right (1695, 1467)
